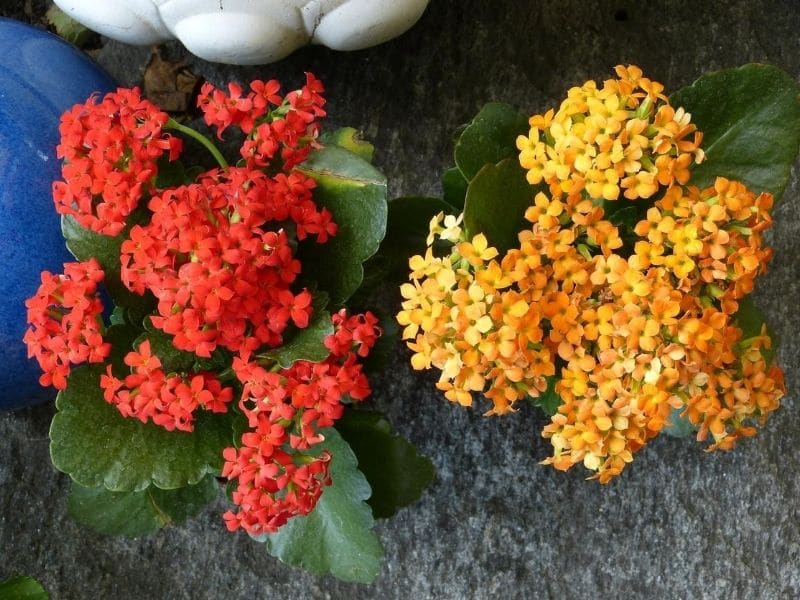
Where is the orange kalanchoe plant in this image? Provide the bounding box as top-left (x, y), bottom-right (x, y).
top-left (397, 64), bottom-right (798, 483)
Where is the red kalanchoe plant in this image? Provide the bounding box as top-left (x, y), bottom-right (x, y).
top-left (30, 72), bottom-right (433, 584)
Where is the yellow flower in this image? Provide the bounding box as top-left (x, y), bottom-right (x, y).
top-left (457, 233), bottom-right (498, 267)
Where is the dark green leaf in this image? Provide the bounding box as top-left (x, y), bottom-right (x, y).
top-left (104, 323), bottom-right (146, 367)
top-left (297, 146), bottom-right (388, 305)
top-left (529, 375), bottom-right (561, 416)
top-left (734, 295), bottom-right (776, 365)
top-left (45, 5), bottom-right (92, 48)
top-left (134, 329), bottom-right (196, 373)
top-left (463, 158), bottom-right (535, 252)
top-left (0, 576), bottom-right (48, 600)
top-left (375, 196), bottom-right (457, 274)
top-left (67, 475), bottom-right (219, 537)
top-left (262, 309), bottom-right (333, 368)
top-left (155, 157), bottom-right (187, 189)
top-left (671, 63), bottom-right (800, 201)
top-left (320, 127), bottom-right (375, 163)
top-left (663, 406), bottom-right (695, 438)
top-left (454, 103), bottom-right (529, 181)
top-left (50, 365), bottom-right (235, 492)
top-left (256, 429), bottom-right (384, 583)
top-left (361, 313), bottom-right (400, 374)
top-left (442, 167), bottom-right (469, 210)
top-left (336, 410), bottom-right (434, 519)
top-left (61, 214), bottom-right (155, 322)
top-left (109, 306), bottom-right (126, 326)
top-left (604, 203), bottom-right (648, 250)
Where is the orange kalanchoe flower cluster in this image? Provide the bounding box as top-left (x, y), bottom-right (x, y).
top-left (517, 64), bottom-right (705, 202)
top-left (398, 65), bottom-right (784, 482)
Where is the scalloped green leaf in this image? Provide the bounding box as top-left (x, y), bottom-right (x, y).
top-left (442, 167), bottom-right (469, 209)
top-left (377, 196), bottom-right (458, 274)
top-left (134, 329), bottom-right (196, 373)
top-left (463, 158), bottom-right (535, 252)
top-left (528, 375), bottom-right (561, 416)
top-left (336, 410), bottom-right (434, 519)
top-left (262, 309), bottom-right (333, 368)
top-left (671, 63), bottom-right (800, 201)
top-left (50, 364), bottom-right (235, 492)
top-left (61, 214), bottom-right (155, 322)
top-left (320, 127), bottom-right (375, 163)
top-left (67, 475), bottom-right (219, 537)
top-left (297, 146), bottom-right (388, 306)
top-left (256, 428), bottom-right (384, 583)
top-left (454, 103), bottom-right (529, 181)
top-left (663, 406), bottom-right (696, 438)
top-left (45, 5), bottom-right (92, 48)
top-left (155, 156), bottom-right (191, 189)
top-left (0, 576), bottom-right (48, 600)
top-left (734, 295), bottom-right (776, 365)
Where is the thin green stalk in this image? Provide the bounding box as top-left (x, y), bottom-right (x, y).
top-left (166, 118), bottom-right (228, 168)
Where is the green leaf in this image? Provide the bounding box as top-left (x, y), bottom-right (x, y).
top-left (256, 429), bottom-right (384, 583)
top-left (109, 306), bottom-right (126, 326)
top-left (0, 576), bottom-right (48, 600)
top-left (61, 214), bottom-right (155, 322)
top-left (671, 64), bottom-right (800, 201)
top-left (361, 312), bottom-right (399, 374)
top-left (734, 295), bottom-right (776, 365)
top-left (50, 364), bottom-right (235, 492)
top-left (154, 157), bottom-right (207, 188)
top-left (320, 127), bottom-right (375, 163)
top-left (663, 406), bottom-right (695, 438)
top-left (529, 375), bottom-right (561, 416)
top-left (262, 309), bottom-right (333, 368)
top-left (454, 103), bottom-right (529, 181)
top-left (67, 475), bottom-right (219, 537)
top-left (378, 196), bottom-right (458, 272)
top-left (297, 146), bottom-right (388, 306)
top-left (134, 329), bottom-right (196, 373)
top-left (336, 410), bottom-right (434, 519)
top-left (604, 203), bottom-right (648, 250)
top-left (463, 158), bottom-right (535, 252)
top-left (442, 167), bottom-right (469, 210)
top-left (45, 5), bottom-right (92, 48)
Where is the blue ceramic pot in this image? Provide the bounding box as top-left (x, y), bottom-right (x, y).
top-left (0, 19), bottom-right (115, 410)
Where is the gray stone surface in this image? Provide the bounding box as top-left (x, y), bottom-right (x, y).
top-left (2, 1), bottom-right (800, 598)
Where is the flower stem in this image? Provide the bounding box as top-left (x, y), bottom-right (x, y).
top-left (166, 118), bottom-right (228, 168)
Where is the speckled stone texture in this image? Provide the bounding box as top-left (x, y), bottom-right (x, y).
top-left (1, 1), bottom-right (799, 598)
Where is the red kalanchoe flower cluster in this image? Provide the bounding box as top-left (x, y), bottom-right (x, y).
top-left (23, 259), bottom-right (110, 389)
top-left (222, 310), bottom-right (381, 535)
top-left (120, 166), bottom-right (336, 358)
top-left (198, 73), bottom-right (326, 171)
top-left (30, 73), bottom-right (387, 540)
top-left (53, 88), bottom-right (182, 236)
top-left (100, 340), bottom-right (233, 432)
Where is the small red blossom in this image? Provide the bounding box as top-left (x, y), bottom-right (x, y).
top-left (24, 259), bottom-right (110, 390)
top-left (222, 311), bottom-right (381, 535)
top-left (99, 340), bottom-right (233, 432)
top-left (119, 167), bottom-right (332, 357)
top-left (53, 87), bottom-right (181, 236)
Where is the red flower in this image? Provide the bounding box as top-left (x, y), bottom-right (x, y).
top-left (53, 88), bottom-right (181, 236)
top-left (120, 167), bottom-right (335, 357)
top-left (99, 340), bottom-right (233, 432)
top-left (23, 259), bottom-right (110, 390)
top-left (222, 311), bottom-right (381, 535)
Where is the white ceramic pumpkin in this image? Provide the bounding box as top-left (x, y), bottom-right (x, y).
top-left (52, 0), bottom-right (430, 64)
